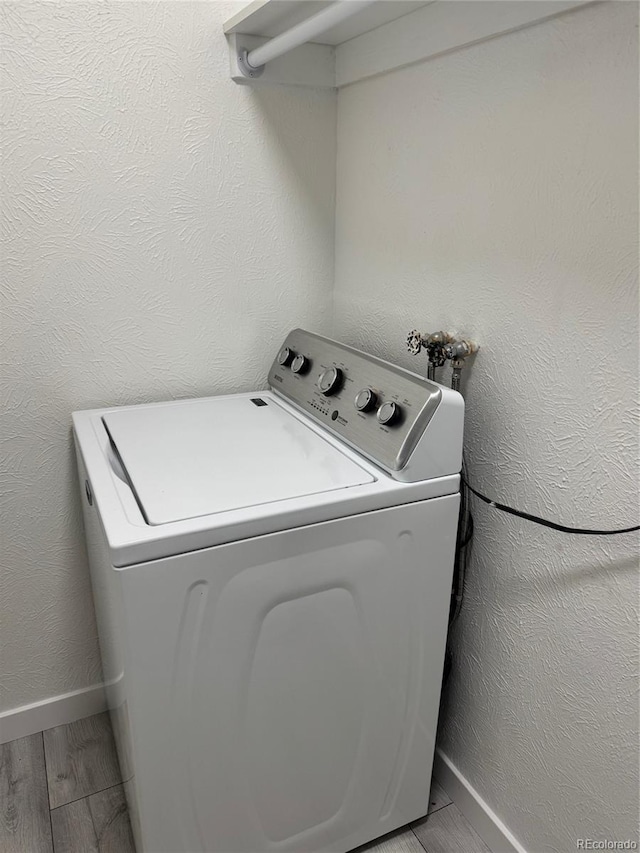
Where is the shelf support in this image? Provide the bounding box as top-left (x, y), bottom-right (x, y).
top-left (236, 0), bottom-right (376, 78)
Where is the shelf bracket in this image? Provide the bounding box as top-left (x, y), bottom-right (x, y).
top-left (227, 32), bottom-right (336, 88)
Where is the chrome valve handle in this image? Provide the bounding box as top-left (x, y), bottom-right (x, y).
top-left (406, 329), bottom-right (425, 356)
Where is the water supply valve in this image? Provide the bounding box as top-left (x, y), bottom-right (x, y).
top-left (443, 339), bottom-right (479, 392)
top-left (407, 329), bottom-right (478, 390)
top-left (406, 329), bottom-right (454, 380)
top-left (443, 340), bottom-right (472, 361)
top-left (425, 332), bottom-right (449, 368)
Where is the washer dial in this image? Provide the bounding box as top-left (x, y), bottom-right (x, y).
top-left (318, 366), bottom-right (344, 396)
top-left (377, 401), bottom-right (402, 426)
top-left (291, 354), bottom-right (310, 375)
top-left (354, 388), bottom-right (378, 412)
top-left (277, 346), bottom-right (295, 367)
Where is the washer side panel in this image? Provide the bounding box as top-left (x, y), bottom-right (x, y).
top-left (74, 444), bottom-right (145, 852)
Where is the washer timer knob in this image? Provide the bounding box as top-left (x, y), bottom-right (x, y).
top-left (377, 401), bottom-right (402, 426)
top-left (318, 366), bottom-right (344, 396)
top-left (277, 346), bottom-right (295, 367)
top-left (354, 388), bottom-right (378, 412)
top-left (291, 354), bottom-right (310, 375)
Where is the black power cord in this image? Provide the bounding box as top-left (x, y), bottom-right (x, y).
top-left (447, 458), bottom-right (475, 632)
top-left (442, 466), bottom-right (638, 687)
top-left (443, 471), bottom-right (474, 684)
top-left (462, 478), bottom-right (640, 536)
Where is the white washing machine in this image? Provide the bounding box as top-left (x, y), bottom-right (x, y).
top-left (73, 329), bottom-right (464, 853)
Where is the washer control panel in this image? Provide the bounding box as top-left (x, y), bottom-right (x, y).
top-left (269, 329), bottom-right (442, 472)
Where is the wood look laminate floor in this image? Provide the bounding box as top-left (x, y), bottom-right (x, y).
top-left (1, 713), bottom-right (490, 853)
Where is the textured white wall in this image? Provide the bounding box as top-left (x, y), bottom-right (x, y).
top-left (334, 3), bottom-right (639, 851)
top-left (0, 1), bottom-right (335, 714)
top-left (2, 1), bottom-right (639, 846)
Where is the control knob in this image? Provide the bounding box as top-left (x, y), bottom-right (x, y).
top-left (318, 366), bottom-right (344, 396)
top-left (377, 401), bottom-right (402, 426)
top-left (277, 346), bottom-right (295, 367)
top-left (354, 388), bottom-right (378, 412)
top-left (291, 354), bottom-right (310, 375)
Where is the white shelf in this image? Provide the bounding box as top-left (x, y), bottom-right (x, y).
top-left (223, 1), bottom-right (432, 47)
top-left (224, 0), bottom-right (590, 89)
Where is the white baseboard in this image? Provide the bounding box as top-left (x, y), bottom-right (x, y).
top-left (433, 748), bottom-right (528, 853)
top-left (0, 684), bottom-right (107, 744)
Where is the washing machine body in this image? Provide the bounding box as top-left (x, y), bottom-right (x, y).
top-left (73, 329), bottom-right (464, 853)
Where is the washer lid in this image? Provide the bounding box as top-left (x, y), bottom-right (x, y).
top-left (102, 396), bottom-right (374, 526)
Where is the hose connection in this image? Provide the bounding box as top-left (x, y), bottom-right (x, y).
top-left (406, 329), bottom-right (478, 390)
